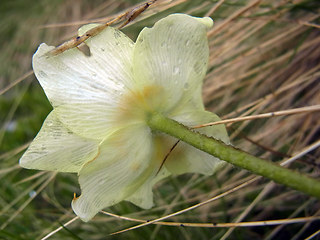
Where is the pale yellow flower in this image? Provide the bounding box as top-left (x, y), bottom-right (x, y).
top-left (20, 14), bottom-right (229, 221)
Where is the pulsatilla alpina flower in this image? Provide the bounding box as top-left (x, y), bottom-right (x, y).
top-left (20, 14), bottom-right (229, 221)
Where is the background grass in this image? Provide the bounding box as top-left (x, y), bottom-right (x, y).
top-left (0, 0), bottom-right (319, 239)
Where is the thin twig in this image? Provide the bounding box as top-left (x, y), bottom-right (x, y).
top-left (0, 70), bottom-right (33, 95)
top-left (41, 216), bottom-right (80, 240)
top-left (103, 211), bottom-right (320, 228)
top-left (110, 177), bottom-right (259, 235)
top-left (48, 0), bottom-right (157, 56)
top-left (193, 105), bottom-right (320, 128)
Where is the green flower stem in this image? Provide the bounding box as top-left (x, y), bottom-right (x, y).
top-left (147, 112), bottom-right (320, 199)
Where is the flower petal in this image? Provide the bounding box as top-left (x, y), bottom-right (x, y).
top-left (168, 84), bottom-right (205, 117)
top-left (165, 110), bottom-right (230, 175)
top-left (72, 124), bottom-right (156, 221)
top-left (32, 24), bottom-right (135, 140)
top-left (132, 14), bottom-right (213, 113)
top-left (125, 164), bottom-right (170, 209)
top-left (19, 111), bottom-right (99, 173)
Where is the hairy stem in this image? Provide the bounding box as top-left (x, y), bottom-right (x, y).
top-left (147, 112), bottom-right (320, 199)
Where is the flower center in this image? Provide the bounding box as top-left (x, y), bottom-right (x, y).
top-left (116, 85), bottom-right (165, 125)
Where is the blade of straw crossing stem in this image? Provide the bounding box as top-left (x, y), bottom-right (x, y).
top-left (193, 105), bottom-right (320, 128)
top-left (146, 112), bottom-right (320, 199)
top-left (110, 141), bottom-right (320, 235)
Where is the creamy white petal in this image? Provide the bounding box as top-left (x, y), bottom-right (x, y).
top-left (132, 14), bottom-right (213, 114)
top-left (165, 110), bottom-right (230, 175)
top-left (168, 83), bottom-right (205, 117)
top-left (32, 25), bottom-right (135, 140)
top-left (72, 124), bottom-right (157, 222)
top-left (125, 164), bottom-right (170, 209)
top-left (19, 111), bottom-right (99, 173)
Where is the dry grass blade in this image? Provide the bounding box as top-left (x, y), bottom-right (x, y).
top-left (304, 229), bottom-right (320, 240)
top-left (0, 142), bottom-right (30, 160)
top-left (0, 172), bottom-right (57, 230)
top-left (103, 210), bottom-right (320, 228)
top-left (299, 21), bottom-right (320, 29)
top-left (205, 0), bottom-right (225, 17)
top-left (40, 216), bottom-right (79, 240)
top-left (48, 0), bottom-right (158, 56)
top-left (0, 174), bottom-right (48, 216)
top-left (15, 171), bottom-right (48, 185)
top-left (220, 181), bottom-right (277, 240)
top-left (281, 139), bottom-right (320, 166)
top-left (222, 139), bottom-right (320, 239)
top-left (0, 70), bottom-right (33, 96)
top-left (194, 105), bottom-right (320, 128)
top-left (208, 0), bottom-right (262, 37)
top-left (0, 79), bottom-right (32, 146)
top-left (0, 165), bottom-right (21, 175)
top-left (110, 177), bottom-right (260, 235)
top-left (265, 199), bottom-right (316, 240)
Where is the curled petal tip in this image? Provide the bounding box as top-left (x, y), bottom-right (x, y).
top-left (71, 197), bottom-right (91, 222)
top-left (195, 16), bottom-right (214, 29)
top-left (73, 193), bottom-right (79, 200)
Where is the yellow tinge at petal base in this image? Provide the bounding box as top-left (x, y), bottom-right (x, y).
top-left (133, 14), bottom-right (213, 114)
top-left (21, 14), bottom-right (229, 222)
top-left (166, 110), bottom-right (230, 175)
